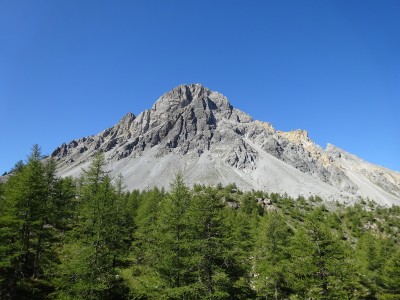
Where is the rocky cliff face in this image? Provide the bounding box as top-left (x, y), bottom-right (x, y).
top-left (52, 84), bottom-right (400, 206)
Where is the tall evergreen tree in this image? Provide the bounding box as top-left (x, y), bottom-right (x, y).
top-left (185, 187), bottom-right (243, 298)
top-left (253, 212), bottom-right (293, 299)
top-left (355, 232), bottom-right (386, 298)
top-left (221, 206), bottom-right (256, 298)
top-left (289, 208), bottom-right (359, 299)
top-left (56, 153), bottom-right (128, 299)
top-left (133, 188), bottom-right (163, 264)
top-left (0, 169), bottom-right (24, 298)
top-left (150, 174), bottom-right (192, 298)
top-left (0, 145), bottom-right (69, 299)
top-left (129, 188), bottom-right (165, 299)
top-left (381, 245), bottom-right (400, 299)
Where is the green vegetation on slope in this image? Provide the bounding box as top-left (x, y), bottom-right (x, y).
top-left (1, 146), bottom-right (400, 299)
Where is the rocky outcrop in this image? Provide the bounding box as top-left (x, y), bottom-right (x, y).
top-left (52, 84), bottom-right (257, 170)
top-left (52, 84), bottom-right (400, 206)
top-left (325, 144), bottom-right (400, 203)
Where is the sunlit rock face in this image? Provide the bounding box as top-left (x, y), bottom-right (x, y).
top-left (51, 84), bottom-right (400, 206)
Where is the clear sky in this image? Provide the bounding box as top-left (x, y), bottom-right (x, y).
top-left (1, 0), bottom-right (399, 173)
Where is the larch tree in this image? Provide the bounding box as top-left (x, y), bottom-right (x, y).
top-left (150, 174), bottom-right (192, 298)
top-left (289, 208), bottom-right (360, 299)
top-left (381, 245), bottom-right (400, 298)
top-left (0, 145), bottom-right (71, 299)
top-left (184, 187), bottom-right (232, 298)
top-left (253, 212), bottom-right (293, 299)
top-left (56, 153), bottom-right (128, 300)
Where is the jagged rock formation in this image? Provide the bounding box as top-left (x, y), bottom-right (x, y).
top-left (52, 84), bottom-right (400, 206)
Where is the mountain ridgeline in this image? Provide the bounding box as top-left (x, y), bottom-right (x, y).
top-left (51, 84), bottom-right (400, 206)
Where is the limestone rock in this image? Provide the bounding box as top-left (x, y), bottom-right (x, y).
top-left (51, 84), bottom-right (400, 206)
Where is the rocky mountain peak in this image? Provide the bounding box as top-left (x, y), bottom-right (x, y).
top-left (152, 84), bottom-right (208, 112)
top-left (50, 84), bottom-right (400, 206)
top-left (151, 84), bottom-right (232, 114)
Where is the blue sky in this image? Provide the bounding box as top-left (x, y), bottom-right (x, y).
top-left (1, 0), bottom-right (399, 173)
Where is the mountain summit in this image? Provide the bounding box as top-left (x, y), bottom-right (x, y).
top-left (52, 84), bottom-right (400, 205)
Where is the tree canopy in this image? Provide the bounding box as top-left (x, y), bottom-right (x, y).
top-left (1, 146), bottom-right (400, 299)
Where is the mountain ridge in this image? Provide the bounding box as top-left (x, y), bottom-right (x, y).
top-left (51, 84), bottom-right (400, 206)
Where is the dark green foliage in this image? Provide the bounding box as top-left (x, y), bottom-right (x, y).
top-left (380, 245), bottom-right (400, 299)
top-left (2, 146), bottom-right (400, 299)
top-left (289, 208), bottom-right (361, 299)
top-left (54, 153), bottom-right (130, 299)
top-left (355, 232), bottom-right (386, 297)
top-left (129, 177), bottom-right (254, 299)
top-left (0, 145), bottom-right (75, 299)
top-left (10, 160), bottom-right (25, 173)
top-left (240, 192), bottom-right (263, 216)
top-left (186, 187), bottom-right (253, 298)
top-left (253, 213), bottom-right (293, 299)
top-left (152, 174), bottom-right (192, 296)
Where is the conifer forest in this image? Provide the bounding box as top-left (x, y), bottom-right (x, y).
top-left (1, 145), bottom-right (400, 299)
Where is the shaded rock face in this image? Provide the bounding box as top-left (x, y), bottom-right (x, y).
top-left (51, 84), bottom-right (400, 205)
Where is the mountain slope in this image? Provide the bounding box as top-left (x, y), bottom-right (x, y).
top-left (51, 84), bottom-right (400, 205)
